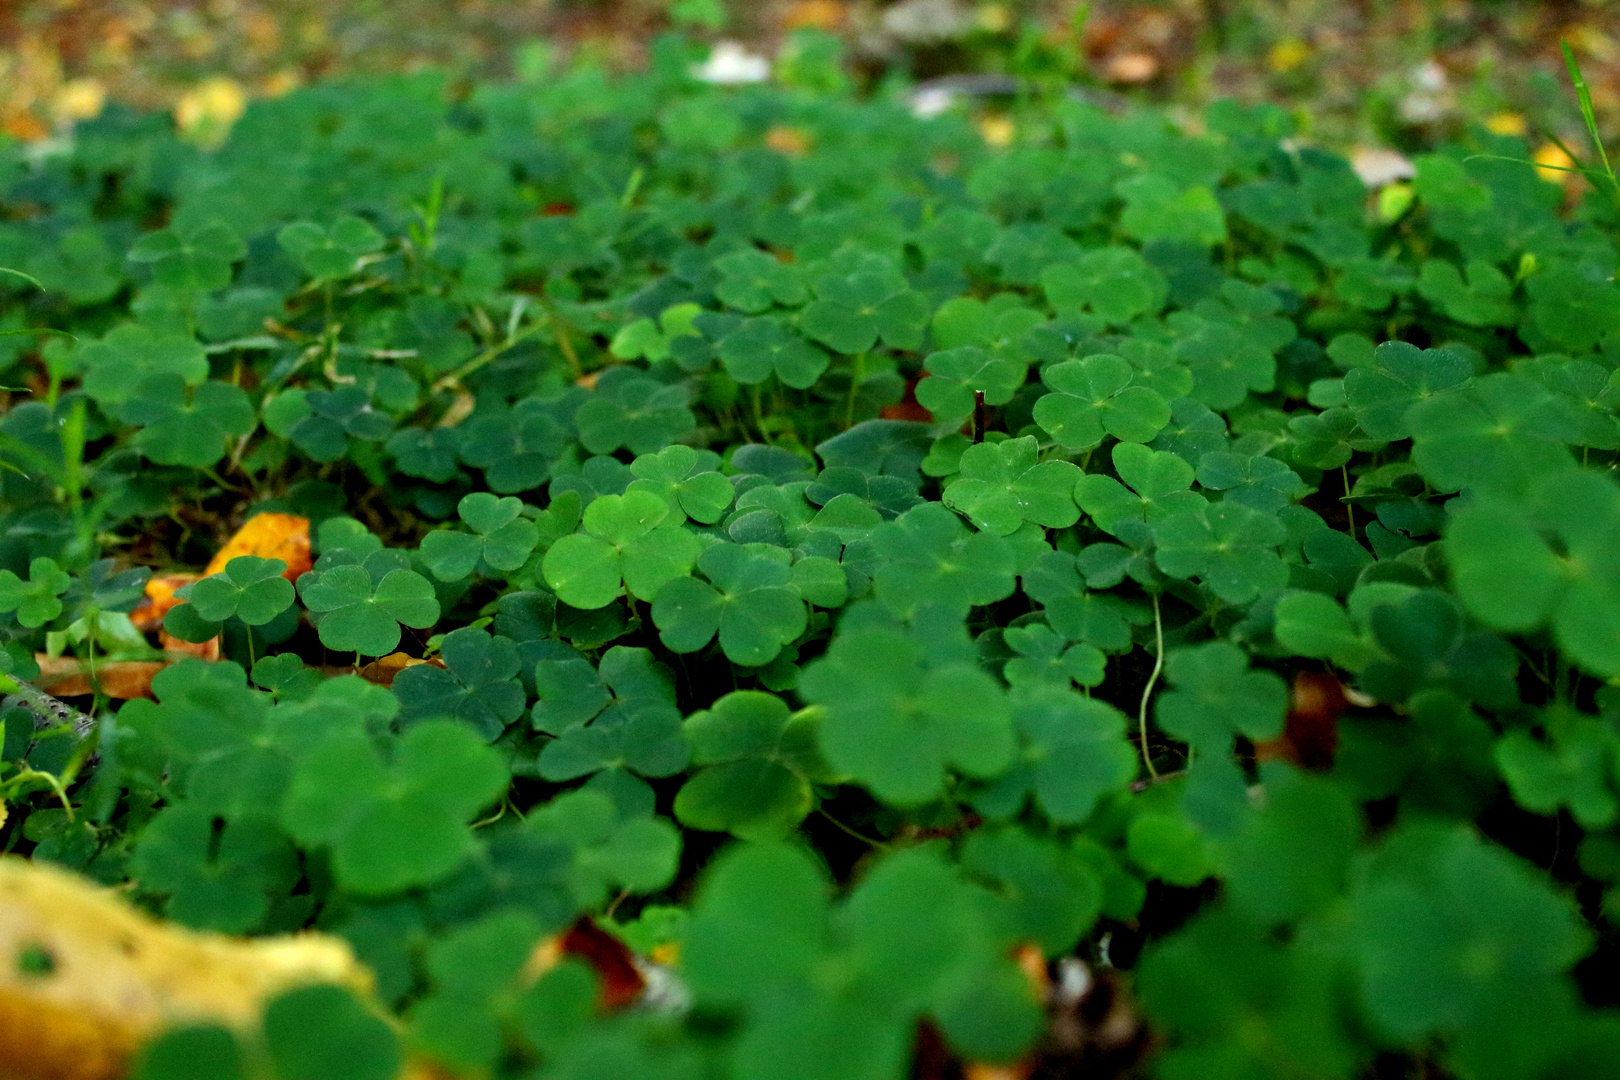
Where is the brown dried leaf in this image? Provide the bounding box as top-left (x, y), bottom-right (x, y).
top-left (33, 657), bottom-right (169, 701)
top-left (359, 652), bottom-right (445, 689)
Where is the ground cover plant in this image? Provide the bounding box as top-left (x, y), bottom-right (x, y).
top-left (2, 27), bottom-right (1620, 1080)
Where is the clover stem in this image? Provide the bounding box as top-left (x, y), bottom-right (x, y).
top-left (844, 351), bottom-right (865, 430)
top-left (817, 809), bottom-right (889, 849)
top-left (1341, 464), bottom-right (1356, 539)
top-left (1136, 591), bottom-right (1163, 779)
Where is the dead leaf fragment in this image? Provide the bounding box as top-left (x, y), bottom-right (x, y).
top-left (0, 857), bottom-right (369, 1080)
top-left (33, 657), bottom-right (169, 700)
top-left (359, 652), bottom-right (445, 689)
top-left (205, 513), bottom-right (312, 581)
top-left (130, 573), bottom-right (202, 631)
top-left (1256, 671), bottom-right (1348, 770)
top-left (521, 917), bottom-right (645, 1012)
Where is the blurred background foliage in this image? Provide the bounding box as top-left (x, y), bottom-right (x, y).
top-left (2, 1), bottom-right (1619, 172)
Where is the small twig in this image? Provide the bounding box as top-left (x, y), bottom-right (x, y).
top-left (973, 390), bottom-right (986, 443)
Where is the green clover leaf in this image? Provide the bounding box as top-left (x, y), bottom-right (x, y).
top-left (652, 543), bottom-right (807, 667)
top-left (800, 622), bottom-right (1013, 805)
top-left (184, 556), bottom-right (294, 626)
top-left (532, 645), bottom-right (673, 735)
top-left (1417, 259), bottom-right (1516, 327)
top-left (1344, 340), bottom-right (1474, 441)
top-left (714, 249), bottom-right (808, 312)
top-left (574, 368), bottom-right (696, 455)
top-left (1272, 590), bottom-right (1384, 672)
top-left (385, 426), bottom-right (463, 483)
top-left (1152, 501), bottom-right (1288, 604)
top-left (129, 805), bottom-right (298, 932)
top-left (610, 303), bottom-right (702, 364)
top-left (0, 557), bottom-right (71, 628)
top-left (1496, 719), bottom-right (1620, 830)
top-left (277, 216), bottom-right (386, 280)
top-left (1040, 248), bottom-right (1168, 325)
top-left (1173, 320), bottom-right (1276, 411)
top-left (915, 346), bottom-right (1028, 429)
top-left (1033, 354), bottom-right (1171, 451)
top-left (535, 694), bottom-right (689, 783)
top-left (870, 502), bottom-right (1017, 618)
top-left (1445, 469), bottom-right (1620, 677)
top-left (1074, 442), bottom-right (1201, 538)
top-left (541, 489), bottom-right (702, 610)
top-left (942, 435), bottom-right (1081, 535)
top-left (419, 493), bottom-right (540, 582)
top-left (1287, 407), bottom-right (1385, 469)
top-left (1194, 451), bottom-right (1308, 515)
top-left (799, 270), bottom-right (928, 354)
top-left (76, 324), bottom-right (209, 407)
top-left (1522, 263), bottom-right (1620, 353)
top-left (118, 375), bottom-right (256, 468)
top-left (673, 691), bottom-right (835, 839)
top-left (961, 826), bottom-right (1105, 955)
top-left (298, 563), bottom-right (441, 656)
top-left (458, 396), bottom-right (575, 494)
top-left (1022, 551), bottom-right (1153, 650)
top-left (280, 720), bottom-right (508, 895)
top-left (128, 220), bottom-right (246, 293)
top-left (392, 627), bottom-right (526, 740)
top-left (1155, 642), bottom-right (1287, 751)
top-left (1116, 174), bottom-right (1227, 246)
top-left (627, 444), bottom-right (734, 524)
top-left (971, 685), bottom-right (1136, 825)
top-left (523, 788), bottom-right (681, 906)
top-left (1349, 822), bottom-right (1591, 1046)
top-left (1333, 257), bottom-right (1415, 311)
top-left (716, 316), bottom-right (828, 388)
top-left (1001, 623), bottom-right (1106, 689)
top-left (1408, 372), bottom-right (1580, 494)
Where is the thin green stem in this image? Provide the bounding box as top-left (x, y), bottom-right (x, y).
top-left (817, 809), bottom-right (890, 850)
top-left (844, 351), bottom-right (866, 430)
top-left (1342, 464), bottom-right (1356, 539)
top-left (1136, 592), bottom-right (1164, 778)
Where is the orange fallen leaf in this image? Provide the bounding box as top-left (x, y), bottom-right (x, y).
top-left (765, 125), bottom-right (812, 156)
top-left (358, 652), bottom-right (445, 689)
top-left (783, 0), bottom-right (845, 31)
top-left (130, 574), bottom-right (202, 631)
top-left (880, 378), bottom-right (933, 422)
top-left (205, 513), bottom-right (312, 581)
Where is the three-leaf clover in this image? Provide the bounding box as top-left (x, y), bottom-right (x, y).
top-left (127, 220), bottom-right (246, 292)
top-left (1074, 442), bottom-right (1202, 538)
top-left (870, 502), bottom-right (1017, 618)
top-left (652, 543), bottom-right (808, 666)
top-left (941, 435), bottom-right (1081, 536)
top-left (167, 556), bottom-right (295, 640)
top-left (1152, 501), bottom-right (1288, 603)
top-left (129, 805), bottom-right (298, 933)
top-left (574, 369), bottom-right (696, 455)
top-left (1173, 320), bottom-right (1276, 411)
top-left (298, 560), bottom-right (441, 656)
top-left (1154, 642), bottom-right (1287, 752)
top-left (800, 622), bottom-right (1014, 806)
top-left (1040, 248), bottom-right (1168, 325)
top-left (1445, 469), bottom-right (1620, 677)
top-left (280, 720), bottom-right (508, 895)
top-left (717, 317), bottom-right (828, 388)
top-left (277, 216), bottom-right (387, 279)
top-left (1033, 354), bottom-right (1171, 451)
top-left (914, 346), bottom-right (1028, 429)
top-left (673, 691), bottom-right (836, 838)
top-left (119, 374), bottom-right (256, 468)
top-left (419, 493), bottom-right (540, 582)
top-left (542, 489), bottom-right (702, 610)
top-left (626, 444), bottom-right (735, 524)
top-left (1344, 340), bottom-right (1474, 441)
top-left (799, 268), bottom-right (928, 354)
top-left (392, 627), bottom-right (527, 740)
top-left (714, 249), bottom-right (807, 313)
top-left (0, 557), bottom-right (71, 628)
top-left (76, 324), bottom-right (209, 408)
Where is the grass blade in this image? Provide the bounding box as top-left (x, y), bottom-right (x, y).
top-left (1561, 40), bottom-right (1615, 187)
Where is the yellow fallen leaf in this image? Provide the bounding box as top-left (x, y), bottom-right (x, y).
top-left (205, 512), bottom-right (312, 581)
top-left (0, 857), bottom-right (370, 1080)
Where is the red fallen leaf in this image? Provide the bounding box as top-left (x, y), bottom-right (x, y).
top-left (541, 201), bottom-right (576, 217)
top-left (520, 917), bottom-right (646, 1012)
top-left (1256, 671), bottom-right (1348, 770)
top-left (880, 377), bottom-right (932, 422)
top-left (205, 512), bottom-right (312, 581)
